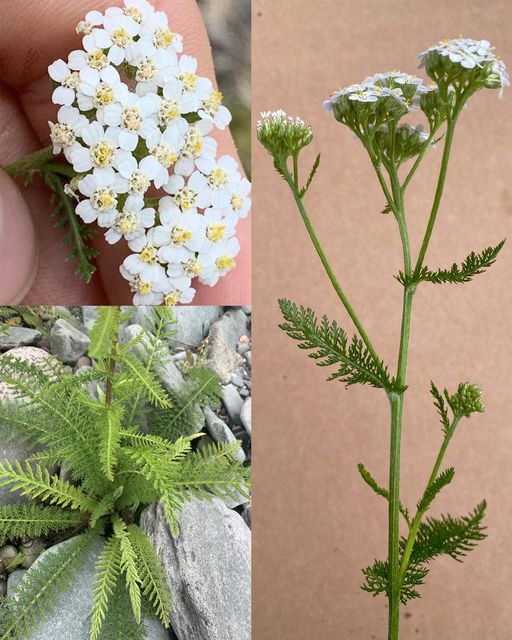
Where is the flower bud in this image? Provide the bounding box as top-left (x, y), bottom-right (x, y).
top-left (256, 110), bottom-right (313, 163)
top-left (447, 382), bottom-right (484, 418)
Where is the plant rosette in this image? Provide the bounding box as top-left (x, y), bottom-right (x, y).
top-left (6, 0), bottom-right (251, 305)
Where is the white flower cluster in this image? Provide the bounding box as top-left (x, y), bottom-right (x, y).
top-left (323, 71), bottom-right (427, 112)
top-left (256, 110), bottom-right (313, 159)
top-left (419, 38), bottom-right (509, 88)
top-left (47, 0), bottom-right (250, 305)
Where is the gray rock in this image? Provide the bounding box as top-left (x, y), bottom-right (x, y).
top-left (172, 307), bottom-right (223, 347)
top-left (207, 311), bottom-right (248, 384)
top-left (241, 306), bottom-right (251, 315)
top-left (221, 385), bottom-right (243, 424)
top-left (81, 306), bottom-right (99, 331)
top-left (236, 342), bottom-right (250, 355)
top-left (230, 372), bottom-right (244, 387)
top-left (141, 498), bottom-right (251, 640)
top-left (240, 397), bottom-right (251, 436)
top-left (241, 504), bottom-right (251, 528)
top-left (50, 319), bottom-right (90, 365)
top-left (245, 351), bottom-right (252, 368)
top-left (9, 537), bottom-right (168, 639)
top-left (0, 327), bottom-right (41, 350)
top-left (7, 569), bottom-right (27, 597)
top-left (203, 408), bottom-right (245, 463)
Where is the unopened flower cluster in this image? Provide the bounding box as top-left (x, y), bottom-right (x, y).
top-left (47, 0), bottom-right (250, 305)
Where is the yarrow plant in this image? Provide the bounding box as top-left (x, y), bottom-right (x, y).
top-left (258, 38), bottom-right (508, 639)
top-left (5, 0), bottom-right (251, 304)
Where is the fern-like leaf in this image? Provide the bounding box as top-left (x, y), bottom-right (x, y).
top-left (0, 531), bottom-right (98, 640)
top-left (95, 581), bottom-right (148, 640)
top-left (128, 525), bottom-right (171, 628)
top-left (299, 153), bottom-right (320, 197)
top-left (0, 503), bottom-right (84, 545)
top-left (113, 517), bottom-right (142, 624)
top-left (0, 461), bottom-right (97, 511)
top-left (397, 240), bottom-right (505, 286)
top-left (416, 467), bottom-right (455, 513)
top-left (411, 500), bottom-right (487, 564)
top-left (361, 558), bottom-right (429, 604)
top-left (358, 463), bottom-right (410, 523)
top-left (430, 382), bottom-right (450, 435)
top-left (117, 349), bottom-right (171, 409)
top-left (278, 299), bottom-right (392, 390)
top-left (90, 537), bottom-right (122, 640)
top-left (97, 403), bottom-right (124, 481)
top-left (89, 307), bottom-right (121, 360)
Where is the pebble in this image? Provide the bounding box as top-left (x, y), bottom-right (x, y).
top-left (20, 539), bottom-right (45, 569)
top-left (221, 384), bottom-right (244, 424)
top-left (73, 355), bottom-right (91, 372)
top-left (240, 397), bottom-right (252, 436)
top-left (50, 319), bottom-right (90, 365)
top-left (204, 407), bottom-right (246, 463)
top-left (246, 350), bottom-right (252, 368)
top-left (230, 372), bottom-right (244, 387)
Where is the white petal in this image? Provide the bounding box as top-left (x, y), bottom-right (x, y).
top-left (48, 59), bottom-right (69, 82)
top-left (76, 200), bottom-right (97, 223)
top-left (119, 129), bottom-right (139, 151)
top-left (52, 86), bottom-right (75, 106)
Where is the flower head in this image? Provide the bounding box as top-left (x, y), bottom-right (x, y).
top-left (256, 110), bottom-right (313, 163)
top-left (447, 382), bottom-right (485, 418)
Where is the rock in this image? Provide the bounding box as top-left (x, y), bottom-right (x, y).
top-left (240, 398), bottom-right (251, 436)
top-left (0, 545), bottom-right (19, 571)
top-left (81, 306), bottom-right (99, 331)
top-left (245, 350), bottom-right (252, 368)
top-left (230, 372), bottom-right (244, 387)
top-left (203, 408), bottom-right (245, 463)
top-left (74, 356), bottom-right (92, 372)
top-left (221, 385), bottom-right (243, 424)
top-left (6, 569), bottom-right (27, 597)
top-left (241, 504), bottom-right (251, 528)
top-left (141, 497), bottom-right (251, 640)
top-left (19, 539), bottom-right (45, 568)
top-left (206, 312), bottom-right (248, 384)
top-left (50, 319), bottom-right (90, 365)
top-left (237, 342), bottom-right (250, 355)
top-left (8, 536), bottom-right (168, 639)
top-left (0, 348), bottom-right (61, 504)
top-left (172, 307), bottom-right (223, 347)
top-left (0, 327), bottom-right (42, 350)
top-left (241, 306), bottom-right (251, 315)
top-left (0, 580), bottom-right (6, 597)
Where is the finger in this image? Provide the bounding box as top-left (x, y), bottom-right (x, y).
top-left (0, 0), bottom-right (251, 305)
top-left (0, 83), bottom-right (108, 304)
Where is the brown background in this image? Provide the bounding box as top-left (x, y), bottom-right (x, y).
top-left (252, 1), bottom-right (512, 638)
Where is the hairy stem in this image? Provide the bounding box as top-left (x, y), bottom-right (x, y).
top-left (398, 416), bottom-right (462, 583)
top-left (105, 330), bottom-right (119, 407)
top-left (283, 167), bottom-right (382, 367)
top-left (4, 146), bottom-right (54, 178)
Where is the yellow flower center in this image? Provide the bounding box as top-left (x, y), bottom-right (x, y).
top-left (175, 187), bottom-right (197, 211)
top-left (114, 212), bottom-right (138, 235)
top-left (90, 140), bottom-right (115, 167)
top-left (208, 168), bottom-right (228, 189)
top-left (179, 71), bottom-right (198, 92)
top-left (153, 27), bottom-right (175, 49)
top-left (158, 99), bottom-right (180, 125)
top-left (50, 123), bottom-right (75, 147)
top-left (206, 223), bottom-right (226, 243)
top-left (94, 83), bottom-right (115, 107)
top-left (151, 143), bottom-right (177, 167)
top-left (122, 106), bottom-right (142, 131)
top-left (230, 193), bottom-right (244, 212)
top-left (87, 49), bottom-right (109, 70)
top-left (124, 6), bottom-right (143, 22)
top-left (136, 57), bottom-right (157, 82)
top-left (183, 258), bottom-right (203, 277)
top-left (164, 291), bottom-right (181, 306)
top-left (216, 255), bottom-right (235, 271)
top-left (111, 27), bottom-right (132, 47)
top-left (182, 128), bottom-right (203, 158)
top-left (171, 225), bottom-right (193, 245)
top-left (203, 90), bottom-right (223, 116)
top-left (91, 187), bottom-right (117, 211)
top-left (129, 170), bottom-right (150, 193)
top-left (140, 244), bottom-right (158, 264)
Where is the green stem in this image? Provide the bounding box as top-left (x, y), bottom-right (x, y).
top-left (283, 168), bottom-right (381, 367)
top-left (398, 416), bottom-right (461, 583)
top-left (414, 116), bottom-right (458, 274)
top-left (4, 146), bottom-right (54, 178)
top-left (401, 130), bottom-right (437, 193)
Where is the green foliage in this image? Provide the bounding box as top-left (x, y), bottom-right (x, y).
top-left (278, 299), bottom-right (393, 390)
top-left (89, 307), bottom-right (121, 360)
top-left (0, 306), bottom-right (250, 639)
top-left (397, 240), bottom-right (505, 286)
top-left (411, 501), bottom-right (487, 564)
top-left (430, 382), bottom-right (450, 435)
top-left (298, 153), bottom-right (321, 197)
top-left (416, 468), bottom-right (455, 513)
top-left (357, 464), bottom-right (410, 523)
top-left (362, 558), bottom-right (429, 604)
top-left (149, 367), bottom-right (222, 441)
top-left (0, 531), bottom-right (98, 640)
top-left (0, 306), bottom-right (77, 337)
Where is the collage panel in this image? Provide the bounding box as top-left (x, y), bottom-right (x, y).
top-left (253, 0), bottom-right (512, 639)
top-left (0, 0), bottom-right (250, 307)
top-left (0, 304), bottom-right (251, 638)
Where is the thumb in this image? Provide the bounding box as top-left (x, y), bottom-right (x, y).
top-left (0, 170), bottom-right (38, 303)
